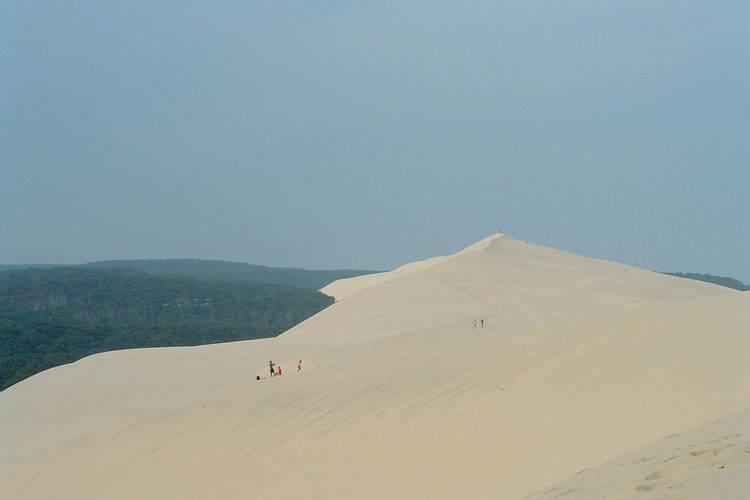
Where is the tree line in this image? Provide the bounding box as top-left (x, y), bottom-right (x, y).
top-left (0, 267), bottom-right (334, 390)
top-left (662, 272), bottom-right (748, 291)
top-left (1, 258), bottom-right (378, 290)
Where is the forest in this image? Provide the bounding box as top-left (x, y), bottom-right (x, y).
top-left (662, 272), bottom-right (748, 291)
top-left (1, 259), bottom-right (377, 290)
top-left (0, 267), bottom-right (335, 390)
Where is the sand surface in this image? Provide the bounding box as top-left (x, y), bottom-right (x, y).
top-left (526, 408), bottom-right (750, 499)
top-left (1, 234), bottom-right (748, 499)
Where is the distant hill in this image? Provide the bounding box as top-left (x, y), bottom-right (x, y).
top-left (0, 267), bottom-right (334, 390)
top-left (0, 264), bottom-right (60, 271)
top-left (663, 272), bottom-right (748, 291)
top-left (1, 260), bottom-right (377, 290)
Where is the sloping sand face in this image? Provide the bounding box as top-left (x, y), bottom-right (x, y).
top-left (525, 407), bottom-right (750, 499)
top-left (1, 235), bottom-right (747, 499)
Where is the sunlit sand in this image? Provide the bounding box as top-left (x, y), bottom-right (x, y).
top-left (2, 235), bottom-right (747, 498)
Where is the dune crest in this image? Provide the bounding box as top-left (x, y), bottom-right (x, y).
top-left (1, 236), bottom-right (747, 499)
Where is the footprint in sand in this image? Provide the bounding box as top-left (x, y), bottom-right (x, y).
top-left (644, 470), bottom-right (663, 481)
top-left (689, 448), bottom-right (719, 457)
top-left (559, 487), bottom-right (582, 496)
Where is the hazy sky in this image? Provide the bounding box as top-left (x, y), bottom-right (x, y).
top-left (2, 2), bottom-right (748, 280)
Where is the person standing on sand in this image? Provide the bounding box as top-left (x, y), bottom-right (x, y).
top-left (473, 319), bottom-right (477, 327)
top-left (481, 318), bottom-right (484, 327)
top-left (298, 360), bottom-right (303, 372)
top-left (277, 365), bottom-right (282, 376)
top-left (269, 360), bottom-right (275, 377)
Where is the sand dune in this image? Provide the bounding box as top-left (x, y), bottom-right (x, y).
top-left (1, 234), bottom-right (747, 499)
top-left (526, 408), bottom-right (750, 498)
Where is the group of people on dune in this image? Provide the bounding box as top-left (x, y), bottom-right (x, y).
top-left (258, 359), bottom-right (302, 380)
top-left (258, 318), bottom-right (487, 381)
top-left (258, 319), bottom-right (486, 381)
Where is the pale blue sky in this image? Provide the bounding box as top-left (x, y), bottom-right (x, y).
top-left (2, 2), bottom-right (748, 280)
